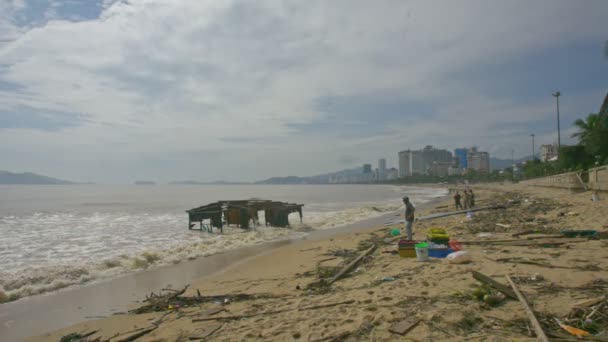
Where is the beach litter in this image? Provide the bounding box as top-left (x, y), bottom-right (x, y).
top-left (446, 251), bottom-right (471, 264)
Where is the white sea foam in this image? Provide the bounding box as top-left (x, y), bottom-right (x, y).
top-left (0, 185), bottom-right (447, 300)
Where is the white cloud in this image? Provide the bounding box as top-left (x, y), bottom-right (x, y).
top-left (0, 0), bottom-right (606, 182)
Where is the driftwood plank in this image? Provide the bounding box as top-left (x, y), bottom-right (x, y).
top-left (203, 306), bottom-right (226, 316)
top-left (327, 244), bottom-right (376, 284)
top-left (388, 318), bottom-right (421, 336)
top-left (416, 205), bottom-right (507, 221)
top-left (471, 271), bottom-right (517, 300)
top-left (113, 326), bottom-right (157, 342)
top-left (505, 275), bottom-right (549, 342)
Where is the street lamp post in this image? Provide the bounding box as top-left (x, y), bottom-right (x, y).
top-left (552, 92), bottom-right (561, 153)
top-left (530, 133), bottom-right (535, 161)
top-left (511, 149), bottom-right (515, 181)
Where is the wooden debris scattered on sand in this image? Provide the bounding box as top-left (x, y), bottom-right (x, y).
top-left (113, 326), bottom-right (157, 342)
top-left (471, 271), bottom-right (517, 300)
top-left (327, 244), bottom-right (376, 284)
top-left (505, 275), bottom-right (549, 342)
top-left (388, 317), bottom-right (421, 336)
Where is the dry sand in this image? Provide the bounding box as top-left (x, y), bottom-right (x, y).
top-left (29, 184), bottom-right (608, 341)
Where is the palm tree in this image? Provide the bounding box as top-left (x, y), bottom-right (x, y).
top-left (572, 112), bottom-right (608, 164)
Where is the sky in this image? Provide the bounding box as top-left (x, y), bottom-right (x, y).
top-left (0, 0), bottom-right (607, 183)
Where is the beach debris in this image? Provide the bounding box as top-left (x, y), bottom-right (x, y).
top-left (59, 330), bottom-right (98, 342)
top-left (131, 285), bottom-right (278, 314)
top-left (327, 244), bottom-right (376, 285)
top-left (417, 205), bottom-right (507, 221)
top-left (189, 323), bottom-right (223, 340)
top-left (483, 293), bottom-right (506, 306)
top-left (573, 296), bottom-right (606, 309)
top-left (113, 326), bottom-right (157, 342)
top-left (446, 251), bottom-right (471, 264)
top-left (505, 275), bottom-right (549, 342)
top-left (388, 317), bottom-right (421, 336)
top-left (530, 273), bottom-right (544, 281)
top-left (495, 223), bottom-right (511, 228)
top-left (471, 271), bottom-right (517, 300)
top-left (554, 318), bottom-right (590, 337)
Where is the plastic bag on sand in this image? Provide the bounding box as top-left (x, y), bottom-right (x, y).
top-left (446, 251), bottom-right (471, 264)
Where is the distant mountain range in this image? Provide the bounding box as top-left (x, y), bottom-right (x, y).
top-left (168, 180), bottom-right (248, 185)
top-left (0, 170), bottom-right (72, 184)
top-left (256, 166), bottom-right (364, 184)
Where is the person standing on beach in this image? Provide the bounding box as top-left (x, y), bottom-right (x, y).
top-left (463, 190), bottom-right (471, 209)
top-left (454, 191), bottom-right (463, 210)
top-left (470, 190), bottom-right (475, 207)
top-left (403, 197), bottom-right (415, 240)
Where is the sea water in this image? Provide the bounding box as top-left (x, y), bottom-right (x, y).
top-left (0, 184), bottom-right (446, 300)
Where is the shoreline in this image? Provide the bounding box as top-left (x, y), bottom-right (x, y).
top-left (0, 193), bottom-right (446, 341)
top-left (27, 183), bottom-right (608, 341)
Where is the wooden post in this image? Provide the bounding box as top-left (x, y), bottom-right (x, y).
top-left (505, 275), bottom-right (549, 342)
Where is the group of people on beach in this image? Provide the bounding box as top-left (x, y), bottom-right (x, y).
top-left (400, 189), bottom-right (475, 241)
top-left (453, 189), bottom-right (475, 210)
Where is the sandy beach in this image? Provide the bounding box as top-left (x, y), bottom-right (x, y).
top-left (25, 184), bottom-right (608, 341)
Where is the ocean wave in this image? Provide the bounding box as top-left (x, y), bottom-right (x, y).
top-left (0, 187), bottom-right (447, 301)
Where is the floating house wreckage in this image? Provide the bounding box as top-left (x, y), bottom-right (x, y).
top-left (187, 200), bottom-right (304, 232)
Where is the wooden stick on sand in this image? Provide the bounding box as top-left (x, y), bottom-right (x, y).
top-left (505, 275), bottom-right (549, 342)
top-left (327, 244), bottom-right (376, 284)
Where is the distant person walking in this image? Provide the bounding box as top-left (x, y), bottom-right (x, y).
top-left (470, 190), bottom-right (475, 207)
top-left (403, 197), bottom-right (415, 240)
top-left (463, 190), bottom-right (471, 210)
top-left (454, 191), bottom-right (463, 210)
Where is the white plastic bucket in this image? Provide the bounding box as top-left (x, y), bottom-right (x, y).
top-left (415, 247), bottom-right (429, 262)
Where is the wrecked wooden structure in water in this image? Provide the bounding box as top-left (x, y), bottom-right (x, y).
top-left (186, 200), bottom-right (303, 233)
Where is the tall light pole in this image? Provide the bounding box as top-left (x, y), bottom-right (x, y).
top-left (530, 133), bottom-right (535, 161)
top-left (511, 149), bottom-right (515, 181)
top-left (552, 91), bottom-right (561, 153)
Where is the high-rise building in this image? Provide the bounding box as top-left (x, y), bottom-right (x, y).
top-left (398, 150), bottom-right (424, 176)
top-left (363, 164), bottom-right (372, 174)
top-left (421, 146), bottom-right (452, 174)
top-left (454, 148), bottom-right (468, 169)
top-left (378, 158), bottom-right (387, 180)
top-left (398, 150), bottom-right (409, 177)
top-left (399, 147), bottom-right (451, 177)
top-left (467, 151), bottom-right (490, 172)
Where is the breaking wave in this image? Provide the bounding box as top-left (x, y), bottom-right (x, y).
top-left (0, 186), bottom-right (447, 301)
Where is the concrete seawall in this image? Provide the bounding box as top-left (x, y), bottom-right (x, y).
top-left (589, 166), bottom-right (608, 191)
top-left (520, 171), bottom-right (584, 190)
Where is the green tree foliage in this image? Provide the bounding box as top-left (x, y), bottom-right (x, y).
top-left (571, 112), bottom-right (608, 163)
